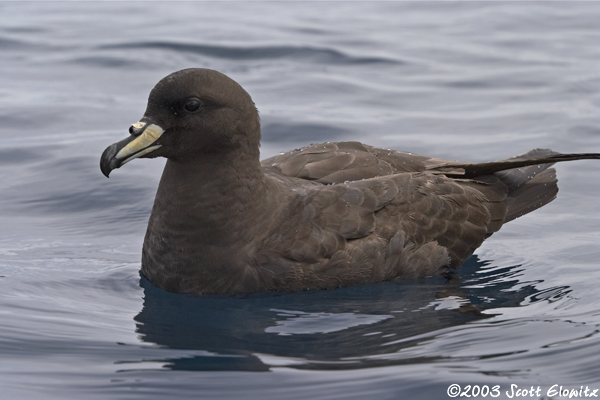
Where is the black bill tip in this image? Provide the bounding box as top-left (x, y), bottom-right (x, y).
top-left (100, 135), bottom-right (136, 178)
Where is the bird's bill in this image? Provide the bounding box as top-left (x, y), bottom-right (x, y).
top-left (100, 120), bottom-right (164, 177)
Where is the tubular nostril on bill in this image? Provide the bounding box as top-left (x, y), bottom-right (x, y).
top-left (129, 121), bottom-right (147, 136)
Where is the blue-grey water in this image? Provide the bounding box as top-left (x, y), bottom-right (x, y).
top-left (1, 2), bottom-right (600, 399)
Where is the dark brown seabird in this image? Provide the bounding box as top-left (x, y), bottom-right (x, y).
top-left (100, 68), bottom-right (600, 295)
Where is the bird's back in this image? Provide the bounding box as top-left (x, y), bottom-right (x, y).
top-left (255, 143), bottom-right (560, 290)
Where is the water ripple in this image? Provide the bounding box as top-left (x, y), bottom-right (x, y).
top-left (98, 41), bottom-right (402, 65)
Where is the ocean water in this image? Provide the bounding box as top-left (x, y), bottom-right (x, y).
top-left (1, 2), bottom-right (599, 399)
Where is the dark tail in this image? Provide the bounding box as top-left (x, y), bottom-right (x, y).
top-left (437, 149), bottom-right (600, 223)
top-left (436, 149), bottom-right (600, 179)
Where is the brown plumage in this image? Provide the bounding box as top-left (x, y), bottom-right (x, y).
top-left (100, 68), bottom-right (600, 295)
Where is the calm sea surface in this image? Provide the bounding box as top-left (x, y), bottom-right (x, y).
top-left (1, 2), bottom-right (599, 399)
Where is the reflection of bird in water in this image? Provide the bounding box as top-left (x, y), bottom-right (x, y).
top-left (101, 68), bottom-right (600, 295)
top-left (132, 256), bottom-right (552, 372)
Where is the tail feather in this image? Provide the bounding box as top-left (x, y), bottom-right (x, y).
top-left (431, 148), bottom-right (600, 179)
top-left (493, 149), bottom-right (560, 222)
top-left (501, 167), bottom-right (558, 222)
top-left (435, 148), bottom-right (599, 224)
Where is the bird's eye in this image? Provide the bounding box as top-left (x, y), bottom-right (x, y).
top-left (184, 98), bottom-right (202, 112)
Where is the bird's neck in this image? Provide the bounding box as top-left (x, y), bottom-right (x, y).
top-left (141, 147), bottom-right (278, 293)
top-left (149, 148), bottom-right (270, 245)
